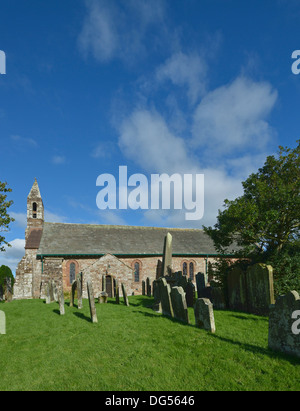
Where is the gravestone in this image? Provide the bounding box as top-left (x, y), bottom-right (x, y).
top-left (70, 280), bottom-right (77, 307)
top-left (162, 233), bottom-right (172, 277)
top-left (115, 279), bottom-right (120, 304)
top-left (58, 288), bottom-right (65, 315)
top-left (186, 279), bottom-right (195, 307)
top-left (157, 278), bottom-right (174, 318)
top-left (170, 286), bottom-right (189, 324)
top-left (268, 290), bottom-right (300, 359)
top-left (5, 277), bottom-right (13, 302)
top-left (142, 280), bottom-right (146, 296)
top-left (196, 272), bottom-right (206, 298)
top-left (77, 273), bottom-right (83, 309)
top-left (246, 264), bottom-right (275, 315)
top-left (121, 283), bottom-right (129, 306)
top-left (211, 287), bottom-right (226, 310)
top-left (194, 298), bottom-right (216, 333)
top-left (53, 281), bottom-right (58, 302)
top-left (87, 280), bottom-right (98, 323)
top-left (152, 280), bottom-right (161, 312)
top-left (0, 310), bottom-right (5, 335)
top-left (146, 277), bottom-right (151, 297)
top-left (102, 275), bottom-right (106, 292)
top-left (98, 291), bottom-right (108, 304)
top-left (227, 266), bottom-right (247, 312)
top-left (46, 280), bottom-right (55, 304)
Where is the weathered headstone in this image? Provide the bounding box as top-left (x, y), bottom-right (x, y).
top-left (46, 280), bottom-right (55, 304)
top-left (77, 272), bottom-right (83, 309)
top-left (177, 272), bottom-right (188, 292)
top-left (58, 288), bottom-right (65, 315)
top-left (157, 278), bottom-right (174, 318)
top-left (196, 272), bottom-right (206, 298)
top-left (211, 287), bottom-right (226, 310)
top-left (98, 291), bottom-right (108, 304)
top-left (115, 279), bottom-right (120, 304)
top-left (246, 264), bottom-right (275, 315)
top-left (70, 280), bottom-right (77, 307)
top-left (146, 277), bottom-right (151, 297)
top-left (186, 279), bottom-right (196, 307)
top-left (121, 283), bottom-right (129, 306)
top-left (162, 233), bottom-right (172, 277)
top-left (152, 280), bottom-right (161, 312)
top-left (170, 286), bottom-right (189, 324)
top-left (87, 280), bottom-right (98, 323)
top-left (194, 298), bottom-right (216, 333)
top-left (227, 266), bottom-right (247, 312)
top-left (142, 280), bottom-right (146, 296)
top-left (0, 310), bottom-right (5, 335)
top-left (5, 277), bottom-right (13, 302)
top-left (268, 290), bottom-right (300, 359)
top-left (52, 281), bottom-right (58, 302)
top-left (102, 274), bottom-right (106, 292)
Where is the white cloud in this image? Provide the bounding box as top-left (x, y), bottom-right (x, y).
top-left (44, 210), bottom-right (68, 223)
top-left (0, 239), bottom-right (25, 274)
top-left (10, 134), bottom-right (37, 147)
top-left (156, 52), bottom-right (208, 104)
top-left (52, 155), bottom-right (66, 165)
top-left (192, 76), bottom-right (278, 156)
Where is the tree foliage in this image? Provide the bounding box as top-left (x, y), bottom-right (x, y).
top-left (0, 181), bottom-right (14, 252)
top-left (0, 264), bottom-right (14, 288)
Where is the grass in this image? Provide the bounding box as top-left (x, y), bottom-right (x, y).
top-left (0, 296), bottom-right (299, 391)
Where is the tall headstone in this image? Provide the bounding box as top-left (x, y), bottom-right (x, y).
top-left (77, 273), bottom-right (83, 309)
top-left (142, 280), bottom-right (146, 296)
top-left (52, 281), bottom-right (58, 302)
top-left (121, 283), bottom-right (129, 307)
top-left (194, 298), bottom-right (216, 333)
top-left (87, 280), bottom-right (98, 323)
top-left (246, 264), bottom-right (275, 315)
top-left (196, 272), bottom-right (206, 298)
top-left (5, 277), bottom-right (13, 302)
top-left (115, 278), bottom-right (120, 304)
top-left (70, 280), bottom-right (77, 307)
top-left (157, 278), bottom-right (174, 318)
top-left (268, 290), bottom-right (300, 359)
top-left (170, 286), bottom-right (189, 324)
top-left (227, 266), bottom-right (247, 312)
top-left (58, 288), bottom-right (65, 315)
top-left (162, 233), bottom-right (172, 277)
top-left (186, 279), bottom-right (196, 307)
top-left (146, 277), bottom-right (151, 297)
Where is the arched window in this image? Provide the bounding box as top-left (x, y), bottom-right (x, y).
top-left (69, 263), bottom-right (76, 285)
top-left (32, 202), bottom-right (37, 218)
top-left (183, 262), bottom-right (187, 276)
top-left (134, 262), bottom-right (140, 282)
top-left (189, 262), bottom-right (194, 281)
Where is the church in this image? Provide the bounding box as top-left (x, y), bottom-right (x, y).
top-left (14, 179), bottom-right (235, 300)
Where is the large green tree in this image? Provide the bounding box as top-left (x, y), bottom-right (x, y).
top-left (0, 181), bottom-right (14, 252)
top-left (204, 141), bottom-right (300, 258)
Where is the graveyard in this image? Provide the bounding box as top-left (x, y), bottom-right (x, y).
top-left (0, 292), bottom-right (299, 391)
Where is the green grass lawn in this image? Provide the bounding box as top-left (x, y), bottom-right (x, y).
top-left (0, 296), bottom-right (299, 391)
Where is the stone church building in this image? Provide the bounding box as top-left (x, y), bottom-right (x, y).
top-left (14, 179), bottom-right (232, 300)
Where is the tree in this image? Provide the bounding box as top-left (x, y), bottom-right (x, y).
top-left (0, 265), bottom-right (14, 289)
top-left (204, 141), bottom-right (300, 257)
top-left (0, 181), bottom-right (14, 252)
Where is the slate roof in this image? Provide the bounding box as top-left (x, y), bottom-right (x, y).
top-left (36, 222), bottom-right (239, 257)
top-left (25, 228), bottom-right (43, 249)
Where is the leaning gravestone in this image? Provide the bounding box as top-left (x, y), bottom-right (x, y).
top-left (170, 286), bottom-right (189, 324)
top-left (162, 232), bottom-right (172, 277)
top-left (268, 290), bottom-right (300, 359)
top-left (77, 273), bottom-right (83, 309)
top-left (87, 280), bottom-right (98, 323)
top-left (246, 264), bottom-right (275, 315)
top-left (194, 298), bottom-right (216, 333)
top-left (121, 283), bottom-right (130, 307)
top-left (58, 288), bottom-right (65, 315)
top-left (186, 279), bottom-right (195, 307)
top-left (157, 278), bottom-right (174, 318)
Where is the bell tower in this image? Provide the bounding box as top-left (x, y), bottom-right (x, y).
top-left (25, 178), bottom-right (44, 241)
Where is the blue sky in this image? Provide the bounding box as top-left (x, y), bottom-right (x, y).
top-left (1, 0), bottom-right (300, 271)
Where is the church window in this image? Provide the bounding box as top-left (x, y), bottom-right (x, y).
top-left (183, 262), bottom-right (187, 276)
top-left (32, 202), bottom-right (37, 218)
top-left (189, 262), bottom-right (194, 281)
top-left (134, 262), bottom-right (140, 282)
top-left (69, 263), bottom-right (76, 284)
